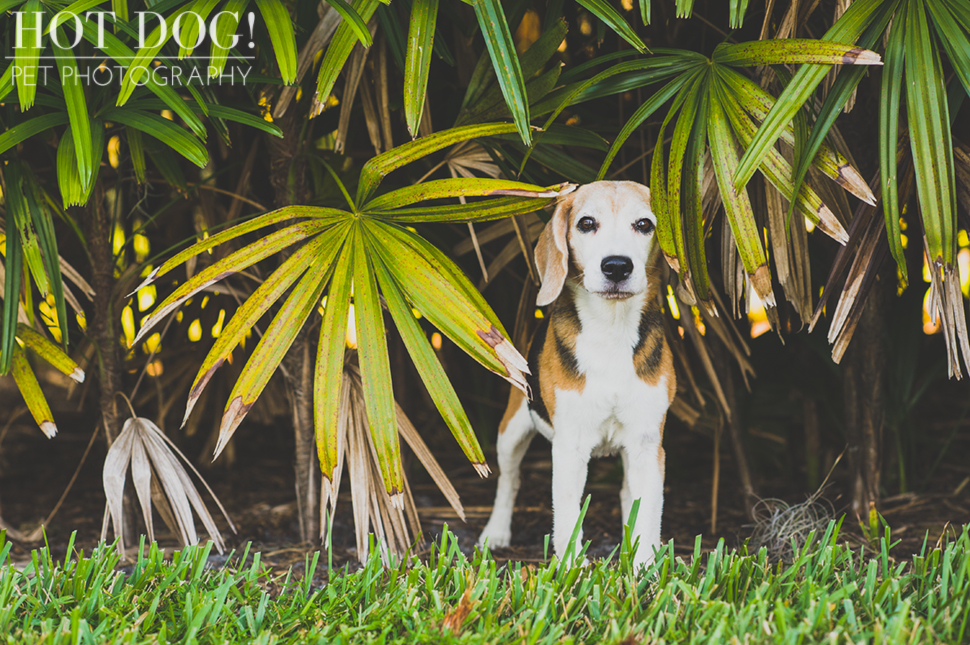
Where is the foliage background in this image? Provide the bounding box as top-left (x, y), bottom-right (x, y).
top-left (0, 0), bottom-right (968, 551)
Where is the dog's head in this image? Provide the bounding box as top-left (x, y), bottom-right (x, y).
top-left (535, 181), bottom-right (658, 306)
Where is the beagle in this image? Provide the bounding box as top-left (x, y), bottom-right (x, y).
top-left (478, 181), bottom-right (675, 567)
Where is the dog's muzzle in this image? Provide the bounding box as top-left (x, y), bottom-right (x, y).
top-left (601, 256), bottom-right (633, 283)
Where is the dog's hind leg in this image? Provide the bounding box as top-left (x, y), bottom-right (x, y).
top-left (478, 392), bottom-right (536, 549)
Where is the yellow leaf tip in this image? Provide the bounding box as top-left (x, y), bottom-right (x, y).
top-left (70, 368), bottom-right (85, 383)
top-left (213, 396), bottom-right (252, 459)
top-left (40, 421), bottom-right (57, 438)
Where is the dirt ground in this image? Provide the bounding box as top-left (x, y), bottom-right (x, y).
top-left (2, 405), bottom-right (967, 578)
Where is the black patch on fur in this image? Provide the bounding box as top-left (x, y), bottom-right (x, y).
top-left (526, 315), bottom-right (551, 425)
top-left (633, 306), bottom-right (663, 354)
top-left (553, 332), bottom-right (581, 381)
top-left (553, 292), bottom-right (582, 330)
top-left (634, 305), bottom-right (664, 377)
top-left (644, 331), bottom-right (663, 373)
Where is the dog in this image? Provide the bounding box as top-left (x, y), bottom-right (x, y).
top-left (477, 181), bottom-right (675, 567)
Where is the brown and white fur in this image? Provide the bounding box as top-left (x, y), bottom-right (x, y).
top-left (477, 181), bottom-right (675, 567)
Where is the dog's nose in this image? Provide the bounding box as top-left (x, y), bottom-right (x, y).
top-left (601, 256), bottom-right (633, 283)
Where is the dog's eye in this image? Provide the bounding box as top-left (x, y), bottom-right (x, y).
top-left (634, 218), bottom-right (655, 234)
top-left (577, 216), bottom-right (598, 233)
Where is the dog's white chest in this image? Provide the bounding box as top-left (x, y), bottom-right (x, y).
top-left (541, 291), bottom-right (668, 453)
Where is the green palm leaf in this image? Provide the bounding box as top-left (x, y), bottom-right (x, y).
top-left (405, 0), bottom-right (438, 137)
top-left (904, 0), bottom-right (955, 267)
top-left (254, 0), bottom-right (298, 84)
top-left (315, 229), bottom-right (356, 484)
top-left (472, 0), bottom-right (531, 145)
top-left (879, 18), bottom-right (908, 281)
top-left (354, 226), bottom-right (403, 497)
top-left (733, 0), bottom-right (889, 190)
top-left (214, 258), bottom-right (331, 458)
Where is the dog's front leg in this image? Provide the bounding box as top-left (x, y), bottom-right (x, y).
top-left (551, 438), bottom-right (591, 562)
top-left (622, 439), bottom-right (665, 568)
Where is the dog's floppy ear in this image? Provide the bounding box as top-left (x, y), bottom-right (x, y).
top-left (535, 196), bottom-right (572, 306)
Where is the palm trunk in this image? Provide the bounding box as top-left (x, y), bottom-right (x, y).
top-left (266, 110), bottom-right (319, 543)
top-left (843, 275), bottom-right (887, 516)
top-left (83, 184), bottom-right (135, 542)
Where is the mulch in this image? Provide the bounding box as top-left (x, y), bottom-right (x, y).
top-left (1, 410), bottom-right (967, 578)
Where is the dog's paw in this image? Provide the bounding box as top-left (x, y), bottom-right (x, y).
top-left (477, 524), bottom-right (512, 549)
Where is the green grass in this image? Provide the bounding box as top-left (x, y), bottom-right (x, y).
top-left (0, 520), bottom-right (968, 644)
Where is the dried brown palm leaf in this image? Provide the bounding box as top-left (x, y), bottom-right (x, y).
top-left (663, 303), bottom-right (706, 407)
top-left (956, 140), bottom-right (970, 219)
top-left (276, 2), bottom-right (342, 118)
top-left (700, 291), bottom-right (756, 390)
top-left (809, 181), bottom-right (880, 334)
top-left (765, 182), bottom-right (813, 324)
top-left (480, 235), bottom-right (529, 290)
top-left (669, 395), bottom-right (701, 427)
top-left (721, 215), bottom-right (746, 318)
top-left (822, 0), bottom-right (858, 112)
top-left (334, 43), bottom-right (372, 154)
top-left (102, 414), bottom-right (235, 556)
top-left (321, 361), bottom-right (466, 563)
top-left (925, 245), bottom-right (970, 379)
top-left (358, 67), bottom-right (386, 156)
top-left (376, 37), bottom-right (394, 153)
top-left (453, 215), bottom-right (543, 256)
top-left (679, 293), bottom-right (731, 416)
top-left (828, 218), bottom-right (888, 364)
